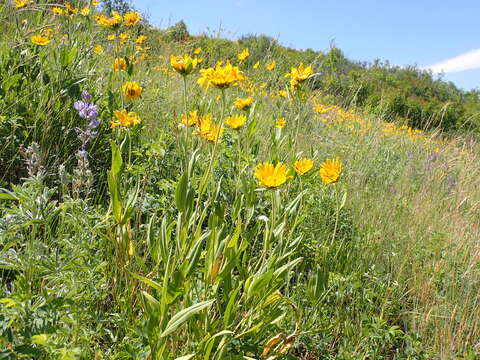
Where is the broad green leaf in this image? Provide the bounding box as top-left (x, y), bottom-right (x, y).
top-left (31, 334), bottom-right (48, 346)
top-left (160, 299), bottom-right (215, 337)
top-left (175, 173), bottom-right (188, 212)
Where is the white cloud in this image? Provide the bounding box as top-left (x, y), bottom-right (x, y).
top-left (422, 49), bottom-right (480, 73)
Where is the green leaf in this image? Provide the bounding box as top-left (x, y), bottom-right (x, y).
top-left (174, 355), bottom-right (195, 360)
top-left (110, 140), bottom-right (123, 177)
top-left (160, 299), bottom-right (215, 337)
top-left (175, 173), bottom-right (188, 212)
top-left (247, 270), bottom-right (273, 299)
top-left (31, 334), bottom-right (48, 346)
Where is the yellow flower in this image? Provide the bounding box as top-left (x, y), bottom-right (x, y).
top-left (314, 104), bottom-right (335, 114)
top-left (275, 118), bottom-right (286, 128)
top-left (170, 55), bottom-right (201, 76)
top-left (255, 162), bottom-right (292, 188)
top-left (253, 61), bottom-right (260, 69)
top-left (80, 6), bottom-right (90, 16)
top-left (119, 32), bottom-right (128, 44)
top-left (110, 11), bottom-right (122, 26)
top-left (284, 63), bottom-right (313, 89)
top-left (238, 48), bottom-right (249, 61)
top-left (64, 2), bottom-right (78, 16)
top-left (225, 115), bottom-right (247, 130)
top-left (294, 158), bottom-right (314, 175)
top-left (111, 109), bottom-right (141, 128)
top-left (96, 15), bottom-right (111, 26)
top-left (112, 57), bottom-right (127, 71)
top-left (278, 90), bottom-right (287, 98)
top-left (197, 114), bottom-right (223, 142)
top-left (42, 28), bottom-right (53, 37)
top-left (124, 11), bottom-right (140, 26)
top-left (93, 44), bottom-right (103, 54)
top-left (181, 110), bottom-right (199, 126)
top-left (193, 47), bottom-right (202, 55)
top-left (135, 35), bottom-right (147, 44)
top-left (198, 61), bottom-right (246, 90)
top-left (319, 158), bottom-right (342, 184)
top-left (107, 34), bottom-right (116, 40)
top-left (31, 34), bottom-right (50, 46)
top-left (52, 7), bottom-right (63, 15)
top-left (266, 60), bottom-right (276, 71)
top-left (234, 97), bottom-right (253, 111)
top-left (91, 0), bottom-right (100, 5)
top-left (14, 0), bottom-right (27, 8)
top-left (122, 81), bottom-right (142, 100)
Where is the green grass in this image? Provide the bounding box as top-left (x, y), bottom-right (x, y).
top-left (1, 2), bottom-right (479, 359)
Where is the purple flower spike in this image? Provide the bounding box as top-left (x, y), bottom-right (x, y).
top-left (81, 91), bottom-right (92, 102)
top-left (74, 100), bottom-right (87, 111)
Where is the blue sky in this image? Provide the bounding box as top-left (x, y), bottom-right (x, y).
top-left (133, 0), bottom-right (480, 91)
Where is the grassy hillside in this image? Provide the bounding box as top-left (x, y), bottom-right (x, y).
top-left (1, 2), bottom-right (479, 359)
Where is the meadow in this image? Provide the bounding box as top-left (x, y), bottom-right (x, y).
top-left (0, 1), bottom-right (479, 359)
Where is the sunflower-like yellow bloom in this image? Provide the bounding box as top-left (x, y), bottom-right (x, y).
top-left (135, 35), bottom-right (146, 44)
top-left (197, 115), bottom-right (223, 142)
top-left (110, 11), bottom-right (122, 26)
top-left (255, 162), bottom-right (292, 188)
top-left (119, 32), bottom-right (128, 44)
top-left (275, 118), bottom-right (286, 128)
top-left (80, 6), bottom-right (90, 16)
top-left (93, 45), bottom-right (103, 54)
top-left (278, 90), bottom-right (287, 98)
top-left (193, 47), bottom-right (202, 55)
top-left (225, 115), bottom-right (246, 130)
top-left (52, 7), bottom-right (63, 15)
top-left (124, 11), bottom-right (140, 26)
top-left (284, 63), bottom-right (313, 90)
top-left (319, 158), bottom-right (342, 184)
top-left (122, 81), bottom-right (142, 100)
top-left (111, 109), bottom-right (141, 128)
top-left (112, 57), bottom-right (127, 71)
top-left (181, 110), bottom-right (199, 126)
top-left (14, 0), bottom-right (27, 8)
top-left (294, 158), bottom-right (314, 175)
top-left (107, 34), bottom-right (116, 40)
top-left (91, 0), bottom-right (100, 5)
top-left (253, 61), bottom-right (260, 69)
top-left (198, 61), bottom-right (246, 90)
top-left (96, 15), bottom-right (111, 26)
top-left (238, 48), bottom-right (249, 61)
top-left (266, 60), bottom-right (276, 71)
top-left (234, 97), bottom-right (253, 110)
top-left (64, 2), bottom-right (78, 16)
top-left (170, 55), bottom-right (201, 76)
top-left (31, 34), bottom-right (50, 46)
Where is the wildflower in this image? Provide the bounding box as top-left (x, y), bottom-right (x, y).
top-left (64, 2), bottom-right (78, 16)
top-left (253, 61), bottom-right (260, 69)
top-left (294, 158), bottom-right (314, 175)
top-left (80, 6), bottom-right (90, 16)
top-left (14, 0), bottom-right (27, 8)
top-left (42, 28), bottom-right (53, 37)
top-left (74, 91), bottom-right (98, 121)
top-left (225, 115), bottom-right (247, 130)
top-left (52, 7), bottom-right (63, 15)
top-left (91, 0), bottom-right (100, 5)
top-left (193, 47), bottom-right (202, 54)
top-left (135, 35), bottom-right (147, 44)
top-left (122, 81), bottom-right (142, 100)
top-left (124, 11), bottom-right (140, 26)
top-left (170, 55), bottom-right (201, 76)
top-left (198, 61), bottom-right (246, 90)
top-left (107, 34), bottom-right (116, 40)
top-left (284, 63), bottom-right (313, 90)
top-left (238, 48), bottom-right (249, 61)
top-left (93, 44), bottom-right (103, 54)
top-left (112, 57), bottom-right (127, 71)
top-left (197, 115), bottom-right (223, 142)
top-left (266, 60), bottom-right (276, 70)
top-left (111, 109), bottom-right (141, 128)
top-left (275, 118), bottom-right (286, 128)
top-left (110, 11), bottom-right (122, 26)
top-left (319, 158), bottom-right (342, 184)
top-left (96, 15), bottom-right (112, 27)
top-left (255, 162), bottom-right (292, 188)
top-left (31, 34), bottom-right (50, 46)
top-left (234, 97), bottom-right (253, 111)
top-left (278, 90), bottom-right (287, 98)
top-left (181, 110), bottom-right (199, 126)
top-left (119, 32), bottom-right (128, 44)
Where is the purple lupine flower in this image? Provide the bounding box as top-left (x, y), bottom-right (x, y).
top-left (79, 103), bottom-right (98, 120)
top-left (81, 91), bottom-right (92, 102)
